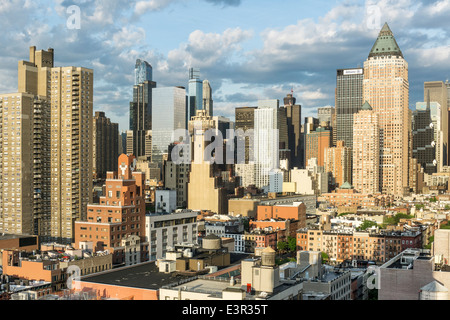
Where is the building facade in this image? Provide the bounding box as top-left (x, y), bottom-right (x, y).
top-left (363, 23), bottom-right (410, 195)
top-left (335, 68), bottom-right (364, 150)
top-left (352, 102), bottom-right (380, 194)
top-left (74, 154), bottom-right (148, 265)
top-left (93, 111), bottom-right (119, 180)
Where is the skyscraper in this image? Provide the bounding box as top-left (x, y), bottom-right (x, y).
top-left (416, 100), bottom-right (443, 172)
top-left (412, 101), bottom-right (436, 175)
top-left (5, 46), bottom-right (94, 243)
top-left (363, 23), bottom-right (409, 195)
top-left (283, 93), bottom-right (303, 169)
top-left (0, 93), bottom-right (50, 237)
top-left (203, 80), bottom-right (213, 117)
top-left (93, 111), bottom-right (119, 180)
top-left (187, 68), bottom-right (203, 126)
top-left (352, 102), bottom-right (379, 194)
top-left (254, 100), bottom-right (280, 190)
top-left (129, 79), bottom-right (156, 159)
top-left (151, 86), bottom-right (186, 167)
top-left (48, 66), bottom-right (94, 244)
top-left (424, 81), bottom-right (448, 166)
top-left (135, 59), bottom-right (152, 85)
top-left (187, 110), bottom-right (228, 214)
top-left (335, 68), bottom-right (364, 150)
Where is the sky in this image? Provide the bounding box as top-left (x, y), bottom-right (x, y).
top-left (0, 0), bottom-right (449, 131)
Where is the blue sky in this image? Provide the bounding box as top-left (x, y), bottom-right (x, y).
top-left (0, 0), bottom-right (449, 131)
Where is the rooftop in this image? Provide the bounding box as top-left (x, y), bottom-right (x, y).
top-left (0, 234), bottom-right (37, 241)
top-left (80, 261), bottom-right (193, 290)
top-left (80, 253), bottom-right (251, 290)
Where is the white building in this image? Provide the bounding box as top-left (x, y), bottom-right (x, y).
top-left (155, 190), bottom-right (177, 213)
top-left (145, 210), bottom-right (198, 261)
top-left (254, 101), bottom-right (280, 190)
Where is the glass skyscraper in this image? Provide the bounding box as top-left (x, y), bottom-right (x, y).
top-left (336, 68), bottom-right (364, 150)
top-left (187, 68), bottom-right (203, 126)
top-left (129, 80), bottom-right (156, 159)
top-left (152, 87), bottom-right (187, 166)
top-left (135, 59), bottom-right (152, 85)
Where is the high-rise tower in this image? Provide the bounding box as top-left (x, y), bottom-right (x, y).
top-left (135, 59), bottom-right (152, 85)
top-left (335, 68), bottom-right (364, 150)
top-left (352, 102), bottom-right (380, 194)
top-left (187, 68), bottom-right (203, 126)
top-left (283, 93), bottom-right (303, 169)
top-left (363, 23), bottom-right (409, 195)
top-left (1, 46), bottom-right (94, 243)
top-left (202, 80), bottom-right (213, 117)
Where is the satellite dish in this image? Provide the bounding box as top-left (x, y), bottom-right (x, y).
top-left (430, 123), bottom-right (434, 128)
top-left (433, 160), bottom-right (437, 166)
top-left (432, 141), bottom-right (436, 147)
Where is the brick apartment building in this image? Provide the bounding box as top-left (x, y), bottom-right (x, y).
top-left (74, 154), bottom-right (149, 265)
top-left (297, 228), bottom-right (423, 264)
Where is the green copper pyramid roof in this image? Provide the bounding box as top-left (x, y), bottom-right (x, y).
top-left (368, 23), bottom-right (403, 58)
top-left (340, 182), bottom-right (353, 189)
top-left (361, 101), bottom-right (372, 111)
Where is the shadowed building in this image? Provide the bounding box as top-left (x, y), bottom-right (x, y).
top-left (93, 111), bottom-right (119, 180)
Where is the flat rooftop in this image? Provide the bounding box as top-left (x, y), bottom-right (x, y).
top-left (80, 261), bottom-right (193, 291)
top-left (80, 253), bottom-right (251, 291)
top-left (167, 278), bottom-right (240, 298)
top-left (0, 234), bottom-right (36, 241)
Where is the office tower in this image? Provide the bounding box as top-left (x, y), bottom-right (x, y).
top-left (203, 80), bottom-right (213, 117)
top-left (135, 59), bottom-right (152, 85)
top-left (335, 68), bottom-right (364, 150)
top-left (93, 111), bottom-right (119, 180)
top-left (164, 143), bottom-right (190, 208)
top-left (283, 93), bottom-right (303, 169)
top-left (212, 115), bottom-right (233, 138)
top-left (126, 130), bottom-right (134, 155)
top-left (412, 101), bottom-right (436, 175)
top-left (424, 81), bottom-right (448, 166)
top-left (254, 100), bottom-right (280, 190)
top-left (74, 154), bottom-right (148, 265)
top-left (235, 106), bottom-right (257, 165)
top-left (187, 110), bottom-right (228, 214)
top-left (324, 141), bottom-right (352, 189)
top-left (0, 93), bottom-right (50, 237)
top-left (416, 100), bottom-right (443, 172)
top-left (129, 79), bottom-right (156, 159)
top-left (151, 86), bottom-right (186, 167)
top-left (235, 106), bottom-right (257, 188)
top-left (363, 23), bottom-right (409, 195)
top-left (187, 68), bottom-right (203, 125)
top-left (318, 106), bottom-right (334, 125)
top-left (352, 102), bottom-right (379, 194)
top-left (9, 47), bottom-right (94, 243)
top-left (305, 127), bottom-right (331, 167)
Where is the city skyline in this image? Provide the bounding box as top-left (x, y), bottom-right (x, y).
top-left (0, 0), bottom-right (449, 131)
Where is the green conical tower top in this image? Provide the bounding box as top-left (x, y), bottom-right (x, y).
top-left (361, 101), bottom-right (372, 111)
top-left (368, 22), bottom-right (403, 58)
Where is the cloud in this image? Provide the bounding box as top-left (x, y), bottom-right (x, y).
top-left (204, 0), bottom-right (242, 7)
top-left (1, 0), bottom-right (449, 128)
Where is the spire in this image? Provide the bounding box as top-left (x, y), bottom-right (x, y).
top-left (368, 22), bottom-right (403, 58)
